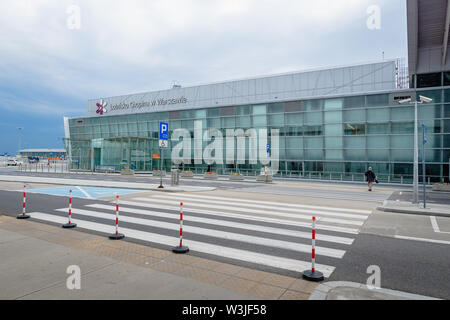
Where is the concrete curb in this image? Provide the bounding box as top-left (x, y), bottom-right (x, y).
top-left (377, 206), bottom-right (450, 218)
top-left (309, 281), bottom-right (440, 300)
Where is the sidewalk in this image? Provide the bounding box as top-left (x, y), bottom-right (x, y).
top-left (309, 281), bottom-right (440, 300)
top-left (0, 216), bottom-right (316, 300)
top-left (8, 169), bottom-right (414, 189)
top-left (378, 200), bottom-right (450, 217)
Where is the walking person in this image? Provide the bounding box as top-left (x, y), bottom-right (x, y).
top-left (365, 167), bottom-right (377, 191)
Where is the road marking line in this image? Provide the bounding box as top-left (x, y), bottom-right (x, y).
top-left (86, 203), bottom-right (355, 245)
top-left (75, 186), bottom-right (92, 199)
top-left (430, 216), bottom-right (440, 233)
top-left (170, 193), bottom-right (373, 214)
top-left (132, 197), bottom-right (364, 226)
top-left (150, 194), bottom-right (369, 220)
top-left (118, 200), bottom-right (360, 234)
top-left (29, 212), bottom-right (336, 277)
top-left (395, 235), bottom-right (450, 245)
top-left (430, 216), bottom-right (450, 234)
top-left (56, 207), bottom-right (347, 258)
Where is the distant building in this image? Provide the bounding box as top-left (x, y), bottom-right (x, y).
top-left (19, 149), bottom-right (67, 160)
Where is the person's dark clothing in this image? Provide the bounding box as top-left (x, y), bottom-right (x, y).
top-left (365, 170), bottom-right (376, 182)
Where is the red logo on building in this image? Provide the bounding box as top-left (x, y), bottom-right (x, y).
top-left (96, 100), bottom-right (108, 115)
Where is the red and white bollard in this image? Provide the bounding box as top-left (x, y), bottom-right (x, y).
top-left (63, 190), bottom-right (77, 228)
top-left (109, 195), bottom-right (125, 240)
top-left (17, 185), bottom-right (30, 220)
top-left (172, 202), bottom-right (189, 254)
top-left (302, 216), bottom-right (324, 282)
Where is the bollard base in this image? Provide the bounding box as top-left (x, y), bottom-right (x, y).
top-left (17, 214), bottom-right (30, 220)
top-left (109, 233), bottom-right (125, 240)
top-left (172, 246), bottom-right (189, 254)
top-left (302, 270), bottom-right (324, 282)
top-left (62, 223), bottom-right (77, 229)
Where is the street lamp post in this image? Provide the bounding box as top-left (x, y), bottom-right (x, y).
top-left (17, 127), bottom-right (23, 156)
top-left (399, 95), bottom-right (433, 205)
top-left (422, 124), bottom-right (427, 209)
top-left (413, 100), bottom-right (419, 204)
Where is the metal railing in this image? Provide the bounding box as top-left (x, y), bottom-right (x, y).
top-left (185, 168), bottom-right (442, 185)
top-left (12, 161), bottom-right (444, 185)
top-left (18, 161), bottom-right (70, 174)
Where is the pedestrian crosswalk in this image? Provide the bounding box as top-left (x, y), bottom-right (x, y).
top-left (28, 193), bottom-right (373, 278)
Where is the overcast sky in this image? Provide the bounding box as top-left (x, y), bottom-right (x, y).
top-left (0, 0), bottom-right (407, 154)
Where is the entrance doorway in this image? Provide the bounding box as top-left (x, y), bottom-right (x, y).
top-left (93, 148), bottom-right (101, 168)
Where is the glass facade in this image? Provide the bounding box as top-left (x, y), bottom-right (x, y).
top-left (66, 88), bottom-right (450, 183)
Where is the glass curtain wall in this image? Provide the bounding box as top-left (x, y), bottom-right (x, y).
top-left (68, 89), bottom-right (450, 182)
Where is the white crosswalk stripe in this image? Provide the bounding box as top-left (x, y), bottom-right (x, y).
top-left (55, 207), bottom-right (346, 258)
top-left (27, 193), bottom-right (372, 278)
top-left (132, 197), bottom-right (365, 226)
top-left (86, 203), bottom-right (355, 245)
top-left (118, 199), bottom-right (361, 234)
top-left (148, 194), bottom-right (369, 220)
top-left (160, 193), bottom-right (373, 215)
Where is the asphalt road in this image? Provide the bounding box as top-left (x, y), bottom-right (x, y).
top-left (329, 232), bottom-right (450, 299)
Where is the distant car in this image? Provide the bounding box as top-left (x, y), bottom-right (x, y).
top-left (28, 157), bottom-right (40, 163)
top-left (6, 159), bottom-right (18, 166)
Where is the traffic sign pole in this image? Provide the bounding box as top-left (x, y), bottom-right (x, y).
top-left (159, 147), bottom-right (164, 189)
top-left (158, 122), bottom-right (169, 189)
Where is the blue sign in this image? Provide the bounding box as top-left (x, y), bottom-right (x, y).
top-left (159, 122), bottom-right (169, 140)
top-left (424, 125), bottom-right (428, 144)
top-left (267, 144), bottom-right (270, 153)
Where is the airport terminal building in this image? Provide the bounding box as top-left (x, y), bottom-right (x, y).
top-left (64, 0), bottom-right (450, 183)
top-left (19, 149), bottom-right (67, 160)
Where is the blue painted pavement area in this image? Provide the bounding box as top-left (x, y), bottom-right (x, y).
top-left (24, 186), bottom-right (145, 199)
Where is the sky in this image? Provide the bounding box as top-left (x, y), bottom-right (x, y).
top-left (0, 0), bottom-right (408, 155)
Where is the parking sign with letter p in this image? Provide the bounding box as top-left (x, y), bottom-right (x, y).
top-left (159, 122), bottom-right (169, 140)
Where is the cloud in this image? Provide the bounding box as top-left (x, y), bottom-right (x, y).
top-left (0, 0), bottom-right (407, 153)
top-left (0, 0), bottom-right (403, 116)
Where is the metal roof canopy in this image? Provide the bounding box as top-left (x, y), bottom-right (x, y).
top-left (19, 149), bottom-right (66, 153)
top-left (408, 0), bottom-right (450, 75)
top-left (84, 60), bottom-right (398, 118)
